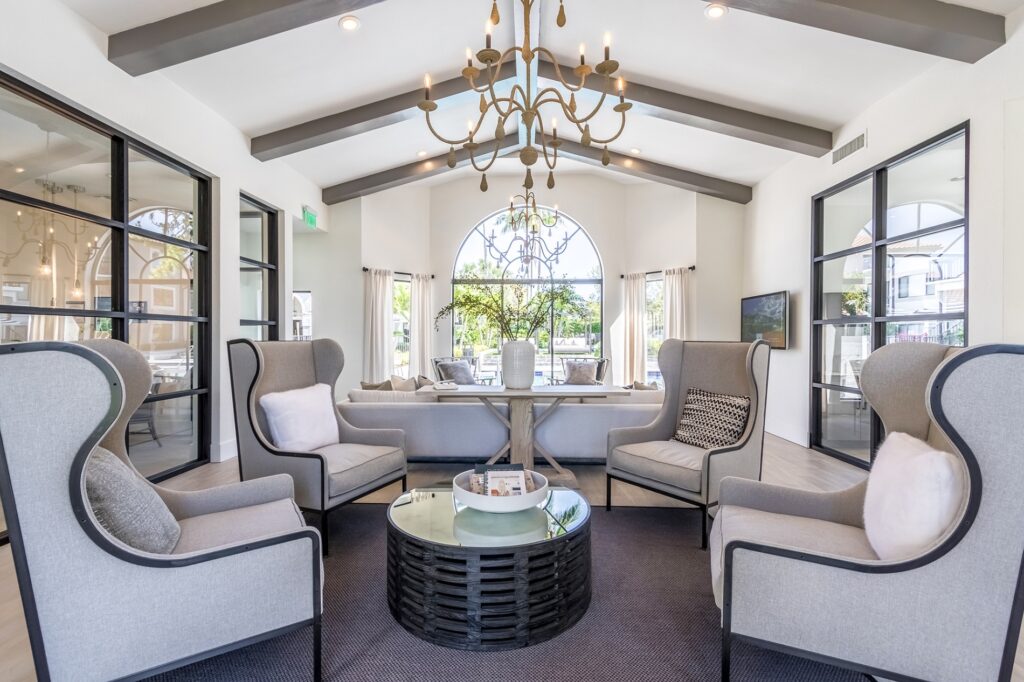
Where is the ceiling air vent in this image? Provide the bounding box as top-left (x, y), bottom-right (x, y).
top-left (832, 132), bottom-right (866, 165)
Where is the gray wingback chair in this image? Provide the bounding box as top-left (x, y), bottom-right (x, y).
top-left (712, 343), bottom-right (1024, 682)
top-left (606, 339), bottom-right (771, 548)
top-left (228, 338), bottom-right (407, 554)
top-left (0, 340), bottom-right (322, 681)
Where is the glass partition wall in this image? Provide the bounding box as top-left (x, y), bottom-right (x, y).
top-left (811, 124), bottom-right (968, 467)
top-left (239, 195), bottom-right (278, 341)
top-left (0, 73), bottom-right (212, 517)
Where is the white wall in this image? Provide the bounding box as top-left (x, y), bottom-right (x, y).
top-left (361, 187), bottom-right (431, 273)
top-left (0, 0), bottom-right (329, 461)
top-left (293, 201), bottom-right (364, 394)
top-left (742, 8), bottom-right (1024, 445)
top-left (695, 195), bottom-right (745, 341)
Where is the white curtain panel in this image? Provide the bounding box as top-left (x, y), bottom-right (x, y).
top-left (624, 273), bottom-right (647, 385)
top-left (362, 268), bottom-right (393, 383)
top-left (409, 274), bottom-right (433, 378)
top-left (664, 267), bottom-right (690, 341)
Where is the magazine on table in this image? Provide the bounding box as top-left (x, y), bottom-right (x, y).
top-left (469, 463), bottom-right (535, 496)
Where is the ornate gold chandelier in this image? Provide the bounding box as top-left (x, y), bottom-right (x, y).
top-left (418, 0), bottom-right (631, 192)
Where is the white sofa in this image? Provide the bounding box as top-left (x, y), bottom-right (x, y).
top-left (339, 392), bottom-right (664, 462)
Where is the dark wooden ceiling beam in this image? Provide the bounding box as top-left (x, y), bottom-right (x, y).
top-left (109, 0), bottom-right (387, 76)
top-left (696, 0), bottom-right (1005, 64)
top-left (321, 137), bottom-right (521, 204)
top-left (537, 61), bottom-right (832, 157)
top-left (252, 76), bottom-right (514, 161)
top-left (556, 140), bottom-right (753, 204)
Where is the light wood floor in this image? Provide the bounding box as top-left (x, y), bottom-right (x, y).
top-left (0, 435), bottom-right (1019, 680)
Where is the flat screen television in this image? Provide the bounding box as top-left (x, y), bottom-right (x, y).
top-left (741, 291), bottom-right (789, 350)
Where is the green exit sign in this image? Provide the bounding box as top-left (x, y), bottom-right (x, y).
top-left (302, 206), bottom-right (318, 229)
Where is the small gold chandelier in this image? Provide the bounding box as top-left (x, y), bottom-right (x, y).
top-left (418, 0), bottom-right (631, 192)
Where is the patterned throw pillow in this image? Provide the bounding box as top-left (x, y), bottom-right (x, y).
top-left (673, 388), bottom-right (751, 449)
top-left (564, 360), bottom-right (599, 385)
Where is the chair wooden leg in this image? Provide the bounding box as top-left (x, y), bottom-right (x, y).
top-left (313, 617), bottom-right (322, 682)
top-left (605, 474), bottom-right (612, 511)
top-left (700, 507), bottom-right (708, 550)
top-left (401, 475), bottom-right (407, 492)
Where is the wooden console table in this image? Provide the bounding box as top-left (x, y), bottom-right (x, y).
top-left (418, 384), bottom-right (631, 483)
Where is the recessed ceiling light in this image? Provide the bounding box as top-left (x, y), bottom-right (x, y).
top-left (417, 150), bottom-right (428, 158)
top-left (14, 167), bottom-right (25, 173)
top-left (630, 148), bottom-right (641, 156)
top-left (704, 3), bottom-right (728, 19)
top-left (338, 15), bottom-right (361, 31)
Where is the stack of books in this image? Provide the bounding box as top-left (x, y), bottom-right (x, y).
top-left (468, 464), bottom-right (537, 497)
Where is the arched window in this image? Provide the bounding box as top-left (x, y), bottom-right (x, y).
top-left (452, 205), bottom-right (602, 384)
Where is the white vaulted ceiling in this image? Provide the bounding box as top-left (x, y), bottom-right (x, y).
top-left (59, 0), bottom-right (1024, 193)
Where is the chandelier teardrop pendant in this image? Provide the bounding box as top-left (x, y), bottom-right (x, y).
top-left (418, 0), bottom-right (632, 192)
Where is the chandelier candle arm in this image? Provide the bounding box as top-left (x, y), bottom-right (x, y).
top-left (420, 0), bottom-right (631, 191)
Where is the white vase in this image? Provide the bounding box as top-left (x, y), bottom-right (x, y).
top-left (501, 340), bottom-right (536, 389)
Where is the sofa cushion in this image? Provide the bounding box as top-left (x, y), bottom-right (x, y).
top-left (564, 360), bottom-right (599, 385)
top-left (673, 387), bottom-right (750, 449)
top-left (710, 505), bottom-right (878, 608)
top-left (864, 432), bottom-right (967, 561)
top-left (173, 498), bottom-right (305, 554)
top-left (609, 440), bottom-right (705, 493)
top-left (259, 383), bottom-right (339, 452)
top-left (415, 375), bottom-right (434, 389)
top-left (437, 360), bottom-right (476, 385)
top-left (314, 443), bottom-right (405, 498)
top-left (86, 447), bottom-right (181, 554)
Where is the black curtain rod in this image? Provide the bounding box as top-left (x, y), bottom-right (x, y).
top-left (362, 267), bottom-right (435, 279)
top-left (620, 266), bottom-right (696, 279)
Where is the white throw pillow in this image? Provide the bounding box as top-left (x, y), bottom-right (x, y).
top-left (259, 383), bottom-right (339, 452)
top-left (863, 432), bottom-right (967, 561)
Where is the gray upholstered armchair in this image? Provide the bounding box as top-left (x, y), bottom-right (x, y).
top-left (0, 340), bottom-right (322, 681)
top-left (711, 343), bottom-right (1024, 682)
top-left (228, 338), bottom-right (407, 554)
top-left (606, 339), bottom-right (771, 548)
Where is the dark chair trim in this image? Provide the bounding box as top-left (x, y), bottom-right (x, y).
top-left (227, 338), bottom-right (329, 498)
top-left (228, 338), bottom-right (406, 556)
top-left (721, 345), bottom-right (1020, 682)
top-left (0, 342), bottom-right (322, 681)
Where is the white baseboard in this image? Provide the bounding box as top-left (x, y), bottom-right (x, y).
top-left (211, 438), bottom-right (238, 463)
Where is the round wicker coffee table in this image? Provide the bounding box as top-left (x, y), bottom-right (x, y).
top-left (386, 485), bottom-right (591, 651)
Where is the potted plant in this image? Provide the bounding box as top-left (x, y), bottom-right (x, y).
top-left (436, 283), bottom-right (585, 388)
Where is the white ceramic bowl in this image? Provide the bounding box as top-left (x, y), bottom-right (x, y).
top-left (453, 469), bottom-right (550, 514)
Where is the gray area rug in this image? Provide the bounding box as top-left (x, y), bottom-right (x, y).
top-left (150, 504), bottom-right (862, 681)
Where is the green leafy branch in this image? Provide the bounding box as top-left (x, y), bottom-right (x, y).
top-left (435, 283), bottom-right (586, 342)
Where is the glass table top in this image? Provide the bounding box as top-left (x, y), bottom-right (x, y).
top-left (388, 486), bottom-right (590, 549)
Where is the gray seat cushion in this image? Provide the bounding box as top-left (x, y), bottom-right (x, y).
top-left (86, 447), bottom-right (181, 554)
top-left (709, 505), bottom-right (878, 608)
top-left (314, 443), bottom-right (405, 498)
top-left (609, 440), bottom-right (706, 493)
top-left (173, 498), bottom-right (305, 554)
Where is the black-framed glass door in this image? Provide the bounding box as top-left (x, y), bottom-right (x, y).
top-left (239, 194), bottom-right (278, 341)
top-left (0, 71), bottom-right (212, 514)
top-left (810, 123), bottom-right (968, 468)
